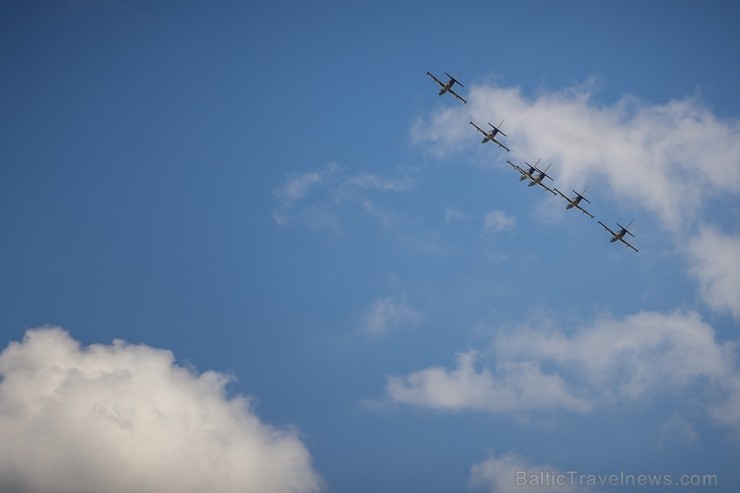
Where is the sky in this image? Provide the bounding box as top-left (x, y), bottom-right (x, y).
top-left (1, 1), bottom-right (739, 492)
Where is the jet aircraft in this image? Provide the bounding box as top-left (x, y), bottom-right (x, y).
top-left (554, 186), bottom-right (594, 218)
top-left (508, 159), bottom-right (538, 182)
top-left (598, 220), bottom-right (638, 252)
top-left (426, 71), bottom-right (467, 104)
top-left (509, 159), bottom-right (556, 195)
top-left (469, 120), bottom-right (510, 151)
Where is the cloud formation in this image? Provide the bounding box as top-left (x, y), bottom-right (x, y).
top-left (494, 311), bottom-right (733, 400)
top-left (358, 296), bottom-right (423, 336)
top-left (385, 311), bottom-right (740, 433)
top-left (273, 162), bottom-right (341, 212)
top-left (443, 207), bottom-right (471, 223)
top-left (709, 374), bottom-right (740, 436)
top-left (0, 327), bottom-right (322, 493)
top-left (686, 226), bottom-right (740, 320)
top-left (483, 209), bottom-right (517, 232)
top-left (470, 452), bottom-right (597, 493)
top-left (271, 163), bottom-right (418, 234)
top-left (386, 350), bottom-right (590, 413)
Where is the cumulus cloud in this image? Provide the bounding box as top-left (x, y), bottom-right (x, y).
top-left (0, 327), bottom-right (322, 493)
top-left (483, 209), bottom-right (517, 232)
top-left (359, 296), bottom-right (423, 336)
top-left (686, 226), bottom-right (740, 320)
top-left (385, 311), bottom-right (740, 432)
top-left (412, 81), bottom-right (740, 230)
top-left (470, 452), bottom-right (597, 493)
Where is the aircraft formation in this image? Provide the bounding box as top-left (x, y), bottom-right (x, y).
top-left (426, 71), bottom-right (639, 253)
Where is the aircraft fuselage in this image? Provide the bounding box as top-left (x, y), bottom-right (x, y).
top-left (439, 83), bottom-right (454, 96)
top-left (528, 174), bottom-right (545, 187)
top-left (566, 196), bottom-right (583, 209)
top-left (610, 230), bottom-right (627, 242)
top-left (520, 167), bottom-right (536, 181)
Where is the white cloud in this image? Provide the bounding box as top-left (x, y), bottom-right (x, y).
top-left (271, 163), bottom-right (343, 230)
top-left (386, 350), bottom-right (590, 413)
top-left (385, 311), bottom-right (740, 433)
top-left (359, 296), bottom-right (423, 336)
top-left (483, 209), bottom-right (517, 232)
top-left (470, 452), bottom-right (597, 493)
top-left (0, 327), bottom-right (322, 493)
top-left (686, 226), bottom-right (740, 320)
top-left (273, 162), bottom-right (340, 210)
top-left (495, 311), bottom-right (733, 400)
top-left (413, 82), bottom-right (740, 230)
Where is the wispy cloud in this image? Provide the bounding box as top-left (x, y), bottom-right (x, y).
top-left (273, 162), bottom-right (341, 210)
top-left (659, 413), bottom-right (700, 445)
top-left (470, 452), bottom-right (598, 493)
top-left (0, 327), bottom-right (323, 493)
top-left (272, 164), bottom-right (450, 254)
top-left (359, 296), bottom-right (423, 336)
top-left (443, 207), bottom-right (471, 223)
top-left (340, 172), bottom-right (416, 193)
top-left (271, 163), bottom-right (418, 233)
top-left (483, 209), bottom-right (517, 232)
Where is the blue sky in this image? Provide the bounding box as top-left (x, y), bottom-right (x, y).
top-left (1, 1), bottom-right (740, 492)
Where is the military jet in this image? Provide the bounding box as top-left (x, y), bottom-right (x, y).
top-left (554, 186), bottom-right (594, 218)
top-left (508, 159), bottom-right (539, 182)
top-left (598, 220), bottom-right (638, 252)
top-left (426, 71), bottom-right (467, 104)
top-left (469, 120), bottom-right (510, 151)
top-left (509, 159), bottom-right (556, 195)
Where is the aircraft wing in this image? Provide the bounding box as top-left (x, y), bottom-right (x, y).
top-left (492, 138), bottom-right (510, 152)
top-left (536, 181), bottom-right (557, 195)
top-left (574, 203), bottom-right (595, 219)
top-left (426, 72), bottom-right (444, 88)
top-left (554, 188), bottom-right (570, 201)
top-left (469, 121), bottom-right (486, 136)
top-left (598, 221), bottom-right (617, 237)
top-left (554, 189), bottom-right (593, 217)
top-left (448, 87), bottom-right (468, 104)
top-left (509, 163), bottom-right (529, 178)
top-left (620, 237), bottom-right (639, 253)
